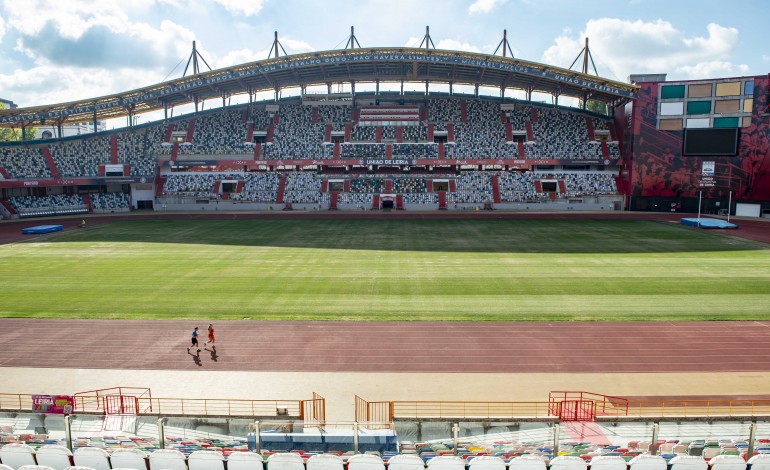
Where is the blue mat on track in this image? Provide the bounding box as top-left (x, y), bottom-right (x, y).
top-left (21, 225), bottom-right (63, 234)
top-left (680, 218), bottom-right (738, 229)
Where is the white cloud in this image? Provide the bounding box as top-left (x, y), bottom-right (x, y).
top-left (403, 36), bottom-right (482, 53)
top-left (435, 39), bottom-right (481, 53)
top-left (0, 64), bottom-right (165, 107)
top-left (212, 0), bottom-right (265, 16)
top-left (3, 0), bottom-right (195, 70)
top-left (541, 19), bottom-right (749, 81)
top-left (213, 38), bottom-right (313, 69)
top-left (678, 61), bottom-right (750, 78)
top-left (0, 15), bottom-right (5, 43)
top-left (468, 0), bottom-right (505, 14)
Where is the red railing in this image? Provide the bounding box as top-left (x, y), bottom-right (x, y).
top-left (549, 391), bottom-right (629, 417)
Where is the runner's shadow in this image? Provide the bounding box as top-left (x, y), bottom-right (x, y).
top-left (207, 346), bottom-right (218, 362)
top-left (188, 349), bottom-right (202, 366)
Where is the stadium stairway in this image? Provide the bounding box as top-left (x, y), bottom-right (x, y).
top-left (585, 117), bottom-right (596, 141)
top-left (324, 124), bottom-right (332, 142)
top-left (396, 126), bottom-right (403, 143)
top-left (525, 121), bottom-right (534, 141)
top-left (330, 192), bottom-right (338, 210)
top-left (253, 142), bottom-right (262, 160)
top-left (386, 144), bottom-right (392, 159)
top-left (372, 194), bottom-right (380, 210)
top-left (42, 147), bottom-right (60, 178)
top-left (312, 107), bottom-right (318, 124)
top-left (0, 166), bottom-right (10, 179)
top-left (427, 123), bottom-right (434, 141)
top-left (601, 140), bottom-right (610, 158)
top-left (235, 180), bottom-right (244, 194)
top-left (344, 123), bottom-right (352, 141)
top-left (171, 142), bottom-right (179, 160)
top-left (81, 194), bottom-right (93, 212)
top-left (505, 122), bottom-right (513, 141)
top-left (534, 179), bottom-right (543, 193)
top-left (376, 126), bottom-right (383, 143)
top-left (517, 140), bottom-right (526, 157)
top-left (276, 176), bottom-right (286, 203)
top-left (531, 107), bottom-right (539, 122)
top-left (334, 142), bottom-right (341, 158)
top-left (213, 180), bottom-right (222, 194)
top-left (385, 179), bottom-right (393, 193)
top-left (246, 123), bottom-right (254, 143)
top-left (266, 123), bottom-right (274, 142)
top-left (492, 176), bottom-right (501, 204)
top-left (155, 175), bottom-right (166, 196)
top-left (396, 194), bottom-right (403, 209)
top-left (438, 191), bottom-right (447, 209)
top-left (1, 200), bottom-right (17, 216)
top-left (447, 123), bottom-right (455, 141)
top-left (164, 123), bottom-right (174, 142)
top-left (561, 421), bottom-right (613, 446)
top-left (460, 100), bottom-right (468, 123)
top-left (110, 136), bottom-right (119, 164)
top-left (438, 141), bottom-right (444, 159)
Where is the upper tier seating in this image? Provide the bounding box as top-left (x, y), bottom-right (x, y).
top-left (0, 147), bottom-right (52, 179)
top-left (50, 137), bottom-right (110, 177)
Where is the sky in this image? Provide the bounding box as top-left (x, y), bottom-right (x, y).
top-left (0, 0), bottom-right (768, 115)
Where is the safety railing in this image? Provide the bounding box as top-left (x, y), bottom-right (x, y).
top-left (355, 395), bottom-right (392, 428)
top-left (390, 400), bottom-right (554, 419)
top-left (548, 390), bottom-right (629, 417)
top-left (354, 396), bottom-right (770, 421)
top-left (73, 387), bottom-right (152, 413)
top-left (0, 393), bottom-right (312, 420)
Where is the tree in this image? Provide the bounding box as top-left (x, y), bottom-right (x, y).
top-left (0, 103), bottom-right (37, 141)
top-left (583, 99), bottom-right (608, 116)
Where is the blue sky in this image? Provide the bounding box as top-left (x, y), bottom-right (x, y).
top-left (0, 0), bottom-right (767, 109)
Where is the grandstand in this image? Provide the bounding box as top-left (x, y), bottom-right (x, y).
top-left (0, 41), bottom-right (649, 217)
top-left (1, 30), bottom-right (770, 470)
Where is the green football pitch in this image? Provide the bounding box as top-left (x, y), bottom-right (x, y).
top-left (0, 217), bottom-right (768, 321)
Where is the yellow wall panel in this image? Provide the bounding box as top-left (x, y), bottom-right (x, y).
top-left (744, 98), bottom-right (754, 112)
top-left (716, 81), bottom-right (741, 96)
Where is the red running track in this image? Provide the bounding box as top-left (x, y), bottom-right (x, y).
top-left (1, 319), bottom-right (770, 372)
top-left (0, 212), bottom-right (768, 373)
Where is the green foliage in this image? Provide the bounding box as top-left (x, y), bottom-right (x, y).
top-left (0, 218), bottom-right (768, 321)
top-left (584, 99), bottom-right (608, 115)
top-left (0, 103), bottom-right (37, 141)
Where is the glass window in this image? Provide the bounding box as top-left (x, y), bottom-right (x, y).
top-left (686, 118), bottom-right (710, 128)
top-left (660, 84), bottom-right (685, 99)
top-left (687, 101), bottom-right (712, 115)
top-left (714, 100), bottom-right (740, 114)
top-left (659, 119), bottom-right (683, 131)
top-left (744, 81), bottom-right (755, 95)
top-left (660, 102), bottom-right (684, 115)
top-left (714, 117), bottom-right (740, 128)
top-left (688, 83), bottom-right (713, 98)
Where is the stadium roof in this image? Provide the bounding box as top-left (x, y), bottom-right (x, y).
top-left (0, 47), bottom-right (637, 128)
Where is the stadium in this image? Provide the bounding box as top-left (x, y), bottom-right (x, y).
top-left (1, 21), bottom-right (770, 470)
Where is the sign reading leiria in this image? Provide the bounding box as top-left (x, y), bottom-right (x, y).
top-left (0, 50), bottom-right (635, 124)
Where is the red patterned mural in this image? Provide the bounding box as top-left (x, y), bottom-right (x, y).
top-left (621, 76), bottom-right (770, 201)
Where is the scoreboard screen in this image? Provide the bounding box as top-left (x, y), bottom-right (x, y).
top-left (683, 128), bottom-right (739, 156)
